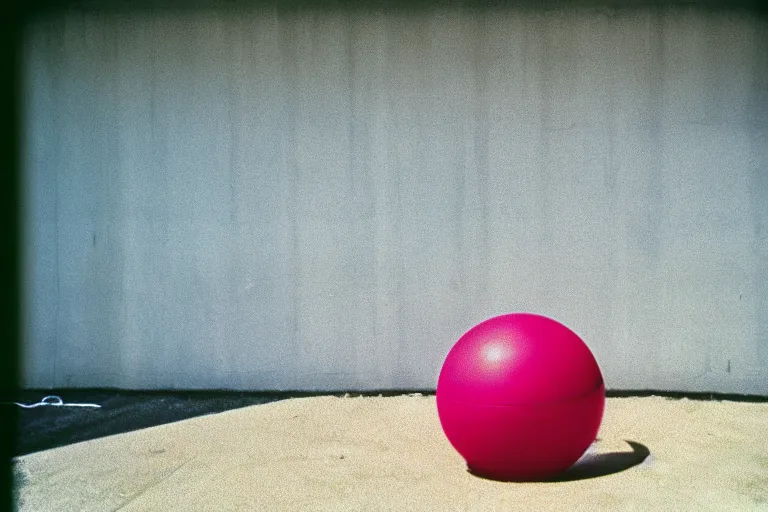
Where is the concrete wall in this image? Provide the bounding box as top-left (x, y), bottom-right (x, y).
top-left (21, 3), bottom-right (768, 393)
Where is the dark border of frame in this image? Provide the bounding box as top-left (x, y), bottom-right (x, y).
top-left (2, 4), bottom-right (22, 512)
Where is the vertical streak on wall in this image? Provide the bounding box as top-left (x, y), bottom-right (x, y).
top-left (51, 22), bottom-right (60, 388)
top-left (390, 12), bottom-right (410, 386)
top-left (100, 15), bottom-right (124, 387)
top-left (21, 19), bottom-right (58, 387)
top-left (645, 7), bottom-right (666, 385)
top-left (347, 12), bottom-right (359, 386)
top-left (445, 11), bottom-right (466, 333)
top-left (231, 13), bottom-right (247, 388)
top-left (385, 13), bottom-right (413, 386)
top-left (749, 17), bottom-right (768, 380)
top-left (115, 13), bottom-right (134, 386)
top-left (348, 11), bottom-right (374, 388)
top-left (56, 14), bottom-right (86, 387)
top-left (51, 19), bottom-right (64, 388)
top-left (371, 12), bottom-right (399, 388)
top-left (470, 10), bottom-right (490, 323)
top-left (222, 11), bottom-right (239, 387)
top-left (347, 11), bottom-right (382, 387)
top-left (602, 9), bottom-right (618, 369)
top-left (535, 11), bottom-right (551, 310)
top-left (277, 9), bottom-right (302, 389)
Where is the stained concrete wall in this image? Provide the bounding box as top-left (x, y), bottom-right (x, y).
top-left (21, 3), bottom-right (768, 393)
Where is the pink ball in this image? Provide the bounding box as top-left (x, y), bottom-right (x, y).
top-left (436, 313), bottom-right (605, 481)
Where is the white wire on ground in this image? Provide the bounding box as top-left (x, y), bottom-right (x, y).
top-left (12, 395), bottom-right (101, 409)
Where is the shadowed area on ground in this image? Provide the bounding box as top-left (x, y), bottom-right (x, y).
top-left (9, 389), bottom-right (767, 456)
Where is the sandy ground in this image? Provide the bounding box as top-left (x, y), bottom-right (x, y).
top-left (13, 395), bottom-right (768, 511)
